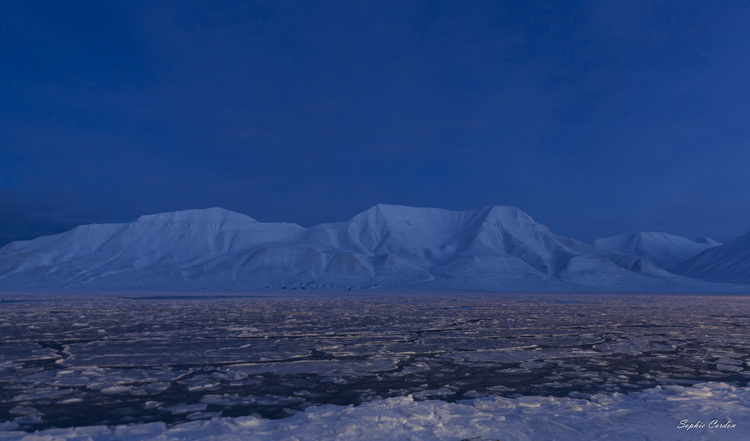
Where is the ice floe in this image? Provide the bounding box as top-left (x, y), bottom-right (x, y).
top-left (0, 382), bottom-right (748, 440)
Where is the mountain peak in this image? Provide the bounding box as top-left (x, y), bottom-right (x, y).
top-left (353, 204), bottom-right (534, 224)
top-left (359, 203), bottom-right (445, 216)
top-left (350, 204), bottom-right (463, 226)
top-left (135, 207), bottom-right (257, 224)
top-left (0, 204), bottom-right (737, 293)
top-left (694, 237), bottom-right (722, 246)
top-left (672, 230), bottom-right (750, 283)
top-left (482, 205), bottom-right (533, 221)
top-left (594, 231), bottom-right (722, 270)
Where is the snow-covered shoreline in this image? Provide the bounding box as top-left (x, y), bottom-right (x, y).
top-left (3, 294), bottom-right (749, 440)
top-left (2, 382), bottom-right (748, 441)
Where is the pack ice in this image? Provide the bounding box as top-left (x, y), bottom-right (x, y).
top-left (1, 382), bottom-right (747, 440)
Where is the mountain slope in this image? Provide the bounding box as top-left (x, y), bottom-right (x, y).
top-left (671, 230), bottom-right (750, 283)
top-left (593, 232), bottom-right (722, 270)
top-left (0, 208), bottom-right (304, 289)
top-left (0, 205), bottom-right (727, 292)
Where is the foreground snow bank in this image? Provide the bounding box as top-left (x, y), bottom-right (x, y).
top-left (2, 382), bottom-right (747, 441)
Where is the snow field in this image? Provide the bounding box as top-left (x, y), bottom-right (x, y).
top-left (1, 382), bottom-right (747, 440)
top-left (4, 205), bottom-right (741, 292)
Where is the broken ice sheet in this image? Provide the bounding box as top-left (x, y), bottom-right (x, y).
top-left (1, 293), bottom-right (749, 433)
top-left (61, 339), bottom-right (312, 367)
top-left (228, 358), bottom-right (399, 376)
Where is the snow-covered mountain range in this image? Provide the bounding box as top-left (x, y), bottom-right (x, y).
top-left (593, 232), bottom-right (721, 271)
top-left (672, 231), bottom-right (750, 283)
top-left (0, 205), bottom-right (744, 292)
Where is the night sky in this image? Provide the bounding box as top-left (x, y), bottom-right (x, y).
top-left (2, 1), bottom-right (750, 247)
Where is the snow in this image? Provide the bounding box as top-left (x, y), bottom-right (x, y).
top-left (2, 293), bottom-right (750, 439)
top-left (673, 231), bottom-right (750, 283)
top-left (594, 232), bottom-right (722, 270)
top-left (2, 293), bottom-right (749, 434)
top-left (0, 383), bottom-right (747, 440)
top-left (1, 205), bottom-right (741, 293)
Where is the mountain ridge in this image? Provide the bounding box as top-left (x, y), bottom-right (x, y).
top-left (0, 205), bottom-right (744, 293)
top-left (672, 231), bottom-right (750, 283)
top-left (593, 232), bottom-right (722, 270)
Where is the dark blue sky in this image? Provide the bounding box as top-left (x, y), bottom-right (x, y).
top-left (2, 0), bottom-right (750, 246)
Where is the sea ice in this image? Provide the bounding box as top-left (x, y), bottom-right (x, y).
top-left (0, 382), bottom-right (747, 440)
top-left (1, 293), bottom-right (748, 438)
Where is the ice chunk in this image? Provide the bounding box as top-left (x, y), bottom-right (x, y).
top-left (163, 403), bottom-right (208, 415)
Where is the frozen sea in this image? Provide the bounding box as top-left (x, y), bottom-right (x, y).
top-left (1, 292), bottom-right (749, 440)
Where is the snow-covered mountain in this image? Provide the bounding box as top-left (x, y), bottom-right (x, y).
top-left (671, 230), bottom-right (750, 283)
top-left (593, 232), bottom-right (722, 270)
top-left (0, 205), bottom-right (731, 292)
